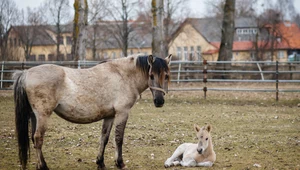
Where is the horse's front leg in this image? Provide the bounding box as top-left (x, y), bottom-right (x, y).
top-left (97, 117), bottom-right (114, 170)
top-left (114, 112), bottom-right (128, 169)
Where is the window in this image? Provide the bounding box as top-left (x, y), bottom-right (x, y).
top-left (38, 54), bottom-right (45, 61)
top-left (57, 36), bottom-right (64, 45)
top-left (103, 52), bottom-right (108, 59)
top-left (111, 52), bottom-right (116, 59)
top-left (190, 46), bottom-right (194, 58)
top-left (48, 54), bottom-right (54, 61)
top-left (67, 54), bottom-right (73, 60)
top-left (251, 52), bottom-right (256, 60)
top-left (176, 47), bottom-right (182, 59)
top-left (66, 36), bottom-right (72, 45)
top-left (58, 54), bottom-right (64, 61)
top-left (29, 55), bottom-right (36, 61)
top-left (197, 46), bottom-right (201, 60)
top-left (236, 29), bottom-right (242, 34)
top-left (183, 46), bottom-right (188, 60)
top-left (277, 51), bottom-right (284, 59)
top-left (14, 38), bottom-right (17, 46)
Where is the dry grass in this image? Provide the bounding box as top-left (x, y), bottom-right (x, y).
top-left (0, 84), bottom-right (299, 170)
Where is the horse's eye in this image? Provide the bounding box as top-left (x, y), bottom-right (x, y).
top-left (206, 138), bottom-right (208, 141)
top-left (200, 136), bottom-right (203, 138)
top-left (165, 75), bottom-right (169, 80)
top-left (150, 74), bottom-right (154, 80)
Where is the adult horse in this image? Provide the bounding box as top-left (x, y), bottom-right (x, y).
top-left (13, 54), bottom-right (172, 170)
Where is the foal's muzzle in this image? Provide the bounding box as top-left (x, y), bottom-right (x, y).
top-left (197, 148), bottom-right (203, 154)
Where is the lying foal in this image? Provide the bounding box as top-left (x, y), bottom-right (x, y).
top-left (164, 124), bottom-right (216, 167)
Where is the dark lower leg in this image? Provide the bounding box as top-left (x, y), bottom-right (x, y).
top-left (97, 118), bottom-right (114, 170)
top-left (114, 118), bottom-right (127, 169)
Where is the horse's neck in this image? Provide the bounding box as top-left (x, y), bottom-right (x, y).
top-left (111, 58), bottom-right (149, 93)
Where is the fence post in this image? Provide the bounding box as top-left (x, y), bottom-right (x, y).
top-left (203, 60), bottom-right (207, 99)
top-left (0, 61), bottom-right (4, 89)
top-left (276, 60), bottom-right (279, 101)
top-left (177, 62), bottom-right (181, 84)
top-left (256, 62), bottom-right (264, 80)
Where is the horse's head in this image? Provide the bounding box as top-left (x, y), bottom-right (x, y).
top-left (194, 124), bottom-right (212, 154)
top-left (147, 54), bottom-right (172, 107)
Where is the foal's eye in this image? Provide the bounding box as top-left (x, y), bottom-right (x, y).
top-left (165, 75), bottom-right (169, 80)
top-left (150, 74), bottom-right (154, 80)
top-left (206, 138), bottom-right (208, 141)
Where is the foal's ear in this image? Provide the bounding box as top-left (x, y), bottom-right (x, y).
top-left (165, 54), bottom-right (172, 65)
top-left (194, 124), bottom-right (201, 132)
top-left (147, 55), bottom-right (155, 66)
top-left (207, 125), bottom-right (212, 133)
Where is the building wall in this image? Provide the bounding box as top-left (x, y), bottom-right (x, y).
top-left (168, 24), bottom-right (218, 61)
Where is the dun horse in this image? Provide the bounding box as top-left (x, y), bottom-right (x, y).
top-left (13, 54), bottom-right (172, 170)
top-left (164, 124), bottom-right (216, 167)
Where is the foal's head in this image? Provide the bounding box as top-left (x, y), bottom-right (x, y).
top-left (146, 54), bottom-right (172, 107)
top-left (194, 124), bottom-right (212, 154)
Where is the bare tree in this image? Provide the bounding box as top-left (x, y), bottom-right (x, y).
top-left (151, 0), bottom-right (164, 57)
top-left (72, 0), bottom-right (88, 60)
top-left (205, 0), bottom-right (257, 18)
top-left (17, 7), bottom-right (47, 60)
top-left (46, 0), bottom-right (71, 61)
top-left (87, 0), bottom-right (109, 60)
top-left (0, 0), bottom-right (19, 61)
top-left (164, 0), bottom-right (190, 57)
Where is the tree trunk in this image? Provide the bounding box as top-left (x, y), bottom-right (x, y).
top-left (72, 0), bottom-right (88, 61)
top-left (152, 0), bottom-right (165, 58)
top-left (217, 0), bottom-right (235, 78)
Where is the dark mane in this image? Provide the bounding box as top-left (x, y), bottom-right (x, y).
top-left (136, 55), bottom-right (169, 75)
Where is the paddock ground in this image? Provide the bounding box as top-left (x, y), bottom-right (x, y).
top-left (0, 83), bottom-right (299, 170)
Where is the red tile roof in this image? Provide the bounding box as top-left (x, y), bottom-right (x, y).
top-left (203, 21), bottom-right (300, 54)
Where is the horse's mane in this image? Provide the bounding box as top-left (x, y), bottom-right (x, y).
top-left (136, 55), bottom-right (169, 75)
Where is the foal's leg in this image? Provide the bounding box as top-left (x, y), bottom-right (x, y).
top-left (114, 112), bottom-right (128, 169)
top-left (164, 143), bottom-right (189, 167)
top-left (97, 117), bottom-right (114, 170)
top-left (32, 111), bottom-right (50, 170)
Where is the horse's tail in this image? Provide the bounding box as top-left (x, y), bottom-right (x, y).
top-left (13, 70), bottom-right (32, 170)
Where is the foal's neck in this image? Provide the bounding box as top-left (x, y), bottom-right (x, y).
top-left (203, 137), bottom-right (214, 156)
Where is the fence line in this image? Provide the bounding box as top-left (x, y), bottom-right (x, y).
top-left (1, 60), bottom-right (300, 101)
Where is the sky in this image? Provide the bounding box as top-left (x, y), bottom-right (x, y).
top-left (13, 0), bottom-right (300, 19)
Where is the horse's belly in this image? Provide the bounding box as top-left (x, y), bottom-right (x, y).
top-left (54, 103), bottom-right (115, 124)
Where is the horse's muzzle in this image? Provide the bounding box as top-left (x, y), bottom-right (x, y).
top-left (154, 98), bottom-right (164, 107)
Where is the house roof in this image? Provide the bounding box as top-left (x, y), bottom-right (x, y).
top-left (11, 25), bottom-right (56, 46)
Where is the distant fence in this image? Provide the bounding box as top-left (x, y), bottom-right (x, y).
top-left (1, 60), bottom-right (300, 101)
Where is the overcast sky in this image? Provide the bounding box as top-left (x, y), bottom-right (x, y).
top-left (14, 0), bottom-right (300, 19)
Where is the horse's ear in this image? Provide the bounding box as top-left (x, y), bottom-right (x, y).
top-left (194, 124), bottom-right (201, 132)
top-left (165, 54), bottom-right (172, 65)
top-left (147, 55), bottom-right (155, 66)
top-left (207, 125), bottom-right (212, 133)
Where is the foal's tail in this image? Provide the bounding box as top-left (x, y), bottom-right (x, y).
top-left (13, 70), bottom-right (32, 170)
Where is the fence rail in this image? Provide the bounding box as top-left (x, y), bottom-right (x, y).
top-left (1, 60), bottom-right (300, 100)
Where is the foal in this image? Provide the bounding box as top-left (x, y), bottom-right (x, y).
top-left (164, 125), bottom-right (216, 167)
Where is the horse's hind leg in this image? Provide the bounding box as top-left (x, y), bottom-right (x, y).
top-left (32, 111), bottom-right (50, 170)
top-left (97, 117), bottom-right (114, 170)
top-left (114, 112), bottom-right (128, 169)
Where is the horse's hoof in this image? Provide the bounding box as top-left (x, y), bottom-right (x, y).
top-left (97, 167), bottom-right (107, 170)
top-left (36, 165), bottom-right (49, 170)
